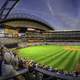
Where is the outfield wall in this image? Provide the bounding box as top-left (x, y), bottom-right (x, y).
top-left (18, 42), bottom-right (80, 48)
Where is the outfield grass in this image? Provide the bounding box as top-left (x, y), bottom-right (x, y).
top-left (18, 45), bottom-right (80, 72)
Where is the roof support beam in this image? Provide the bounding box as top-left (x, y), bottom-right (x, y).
top-left (0, 0), bottom-right (20, 20)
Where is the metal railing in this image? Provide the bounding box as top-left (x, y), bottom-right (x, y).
top-left (0, 69), bottom-right (28, 80)
top-left (35, 68), bottom-right (80, 80)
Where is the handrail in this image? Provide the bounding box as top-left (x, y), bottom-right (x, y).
top-left (35, 68), bottom-right (80, 80)
top-left (0, 69), bottom-right (28, 80)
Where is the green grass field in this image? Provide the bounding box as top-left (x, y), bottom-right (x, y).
top-left (18, 45), bottom-right (80, 72)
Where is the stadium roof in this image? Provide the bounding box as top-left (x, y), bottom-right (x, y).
top-left (0, 0), bottom-right (80, 31)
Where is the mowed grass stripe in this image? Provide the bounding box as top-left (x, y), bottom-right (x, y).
top-left (52, 50), bottom-right (72, 68)
top-left (78, 51), bottom-right (80, 64)
top-left (38, 49), bottom-right (65, 63)
top-left (41, 50), bottom-right (67, 65)
top-left (34, 48), bottom-right (61, 61)
top-left (18, 46), bottom-right (54, 59)
top-left (36, 49), bottom-right (63, 62)
top-left (70, 51), bottom-right (79, 71)
top-left (19, 45), bottom-right (62, 60)
top-left (77, 51), bottom-right (80, 64)
top-left (64, 51), bottom-right (77, 72)
top-left (59, 51), bottom-right (75, 71)
top-left (68, 51), bottom-right (78, 71)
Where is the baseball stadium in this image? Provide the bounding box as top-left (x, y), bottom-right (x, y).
top-left (0, 0), bottom-right (80, 80)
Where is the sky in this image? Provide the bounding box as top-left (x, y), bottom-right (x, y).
top-left (1, 0), bottom-right (80, 30)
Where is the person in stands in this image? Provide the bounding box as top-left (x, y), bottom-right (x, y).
top-left (0, 52), bottom-right (3, 76)
top-left (0, 45), bottom-right (19, 79)
top-left (0, 45), bottom-right (4, 76)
